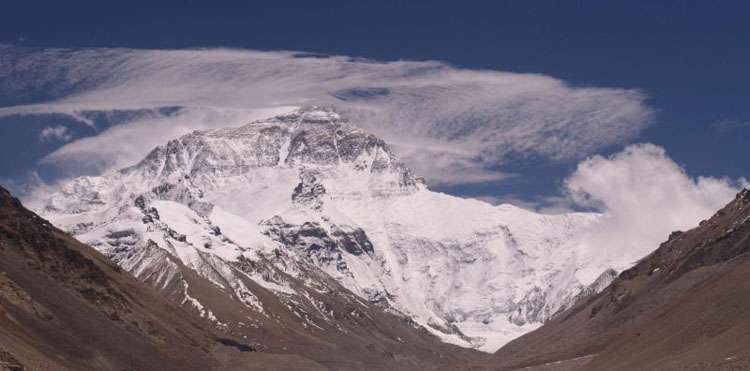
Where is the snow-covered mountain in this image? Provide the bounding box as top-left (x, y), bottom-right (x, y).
top-left (38, 107), bottom-right (614, 352)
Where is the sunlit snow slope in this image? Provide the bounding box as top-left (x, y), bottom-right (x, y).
top-left (38, 107), bottom-right (615, 352)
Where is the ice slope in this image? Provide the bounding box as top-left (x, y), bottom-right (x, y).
top-left (38, 107), bottom-right (611, 352)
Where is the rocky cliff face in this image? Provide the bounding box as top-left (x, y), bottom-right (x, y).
top-left (38, 107), bottom-right (611, 352)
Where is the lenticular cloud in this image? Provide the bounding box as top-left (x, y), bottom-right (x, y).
top-left (0, 46), bottom-right (653, 185)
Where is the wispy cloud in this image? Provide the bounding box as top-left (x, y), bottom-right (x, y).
top-left (39, 125), bottom-right (73, 142)
top-left (710, 118), bottom-right (750, 133)
top-left (0, 46), bottom-right (654, 186)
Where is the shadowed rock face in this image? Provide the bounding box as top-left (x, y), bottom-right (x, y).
top-left (488, 189), bottom-right (750, 371)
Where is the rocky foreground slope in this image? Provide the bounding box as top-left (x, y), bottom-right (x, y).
top-left (0, 185), bottom-right (485, 370)
top-left (0, 185), bottom-right (221, 370)
top-left (489, 189), bottom-right (750, 370)
top-left (37, 107), bottom-right (618, 351)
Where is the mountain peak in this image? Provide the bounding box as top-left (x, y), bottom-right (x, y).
top-left (38, 108), bottom-right (603, 354)
top-left (267, 106), bottom-right (345, 125)
top-left (228, 106), bottom-right (349, 136)
top-left (125, 106), bottom-right (419, 193)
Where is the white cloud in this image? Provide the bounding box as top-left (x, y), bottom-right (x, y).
top-left (39, 125), bottom-right (73, 142)
top-left (0, 46), bottom-right (653, 185)
top-left (564, 143), bottom-right (747, 283)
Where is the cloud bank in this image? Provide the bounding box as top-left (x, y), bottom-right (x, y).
top-left (564, 143), bottom-right (747, 282)
top-left (0, 46), bottom-right (653, 185)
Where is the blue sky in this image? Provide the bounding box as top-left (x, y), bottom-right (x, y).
top-left (1, 1), bottom-right (748, 208)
